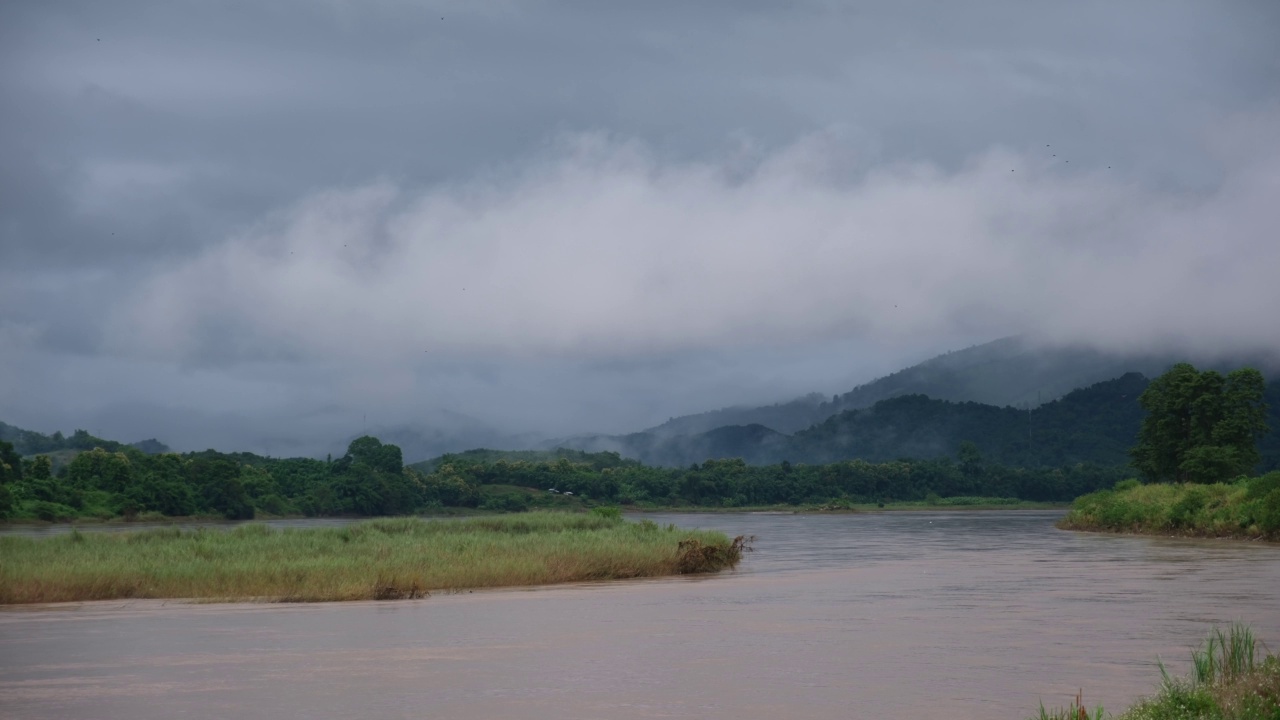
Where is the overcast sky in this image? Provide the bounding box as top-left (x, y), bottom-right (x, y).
top-left (2, 0), bottom-right (1279, 457)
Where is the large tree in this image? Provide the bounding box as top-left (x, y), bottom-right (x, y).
top-left (1130, 364), bottom-right (1268, 482)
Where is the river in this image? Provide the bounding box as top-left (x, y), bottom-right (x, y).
top-left (2, 510), bottom-right (1278, 719)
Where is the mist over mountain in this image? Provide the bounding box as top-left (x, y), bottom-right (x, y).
top-left (642, 337), bottom-right (1280, 438)
top-left (307, 337), bottom-right (1154, 462)
top-left (10, 337), bottom-right (1276, 468)
top-left (553, 343), bottom-right (1280, 470)
top-left (566, 374), bottom-right (1280, 471)
top-left (351, 416), bottom-right (545, 467)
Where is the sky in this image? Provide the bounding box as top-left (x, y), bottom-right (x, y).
top-left (2, 0), bottom-right (1279, 459)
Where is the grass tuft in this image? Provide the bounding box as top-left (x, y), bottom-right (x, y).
top-left (1030, 625), bottom-right (1280, 720)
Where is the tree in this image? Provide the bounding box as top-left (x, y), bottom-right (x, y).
top-left (338, 436), bottom-right (403, 475)
top-left (186, 457), bottom-right (254, 519)
top-left (67, 448), bottom-right (134, 492)
top-left (0, 441), bottom-right (22, 484)
top-left (28, 455), bottom-right (52, 481)
top-left (1131, 364), bottom-right (1269, 482)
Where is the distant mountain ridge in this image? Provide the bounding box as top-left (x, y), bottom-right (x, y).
top-left (642, 337), bottom-right (1204, 437)
top-left (559, 372), bottom-right (1280, 470)
top-left (641, 336), bottom-right (1280, 433)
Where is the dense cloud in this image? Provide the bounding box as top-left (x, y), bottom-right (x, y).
top-left (109, 120), bottom-right (1280, 364)
top-left (2, 0), bottom-right (1279, 454)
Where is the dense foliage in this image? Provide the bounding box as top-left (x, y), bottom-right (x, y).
top-left (1060, 472), bottom-right (1280, 540)
top-left (428, 451), bottom-right (1125, 507)
top-left (1130, 364), bottom-right (1269, 483)
top-left (0, 429), bottom-right (1127, 521)
top-left (0, 435), bottom-right (455, 522)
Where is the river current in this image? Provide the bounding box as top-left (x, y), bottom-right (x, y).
top-left (2, 510), bottom-right (1279, 719)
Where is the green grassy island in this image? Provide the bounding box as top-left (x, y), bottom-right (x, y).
top-left (0, 511), bottom-right (747, 604)
top-left (1058, 473), bottom-right (1280, 541)
top-left (1032, 625), bottom-right (1280, 720)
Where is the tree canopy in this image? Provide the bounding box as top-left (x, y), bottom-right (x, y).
top-left (1131, 364), bottom-right (1269, 483)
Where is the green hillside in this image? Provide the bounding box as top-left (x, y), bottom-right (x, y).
top-left (0, 423), bottom-right (169, 466)
top-left (639, 337), bottom-right (1280, 437)
top-left (792, 373), bottom-right (1150, 466)
top-left (563, 373), bottom-right (1280, 471)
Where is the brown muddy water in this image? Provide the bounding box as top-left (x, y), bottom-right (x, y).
top-left (2, 510), bottom-right (1279, 720)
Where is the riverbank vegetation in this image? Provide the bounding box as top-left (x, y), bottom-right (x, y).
top-left (0, 511), bottom-right (746, 604)
top-left (1130, 365), bottom-right (1269, 484)
top-left (0, 430), bottom-right (1123, 522)
top-left (1058, 474), bottom-right (1280, 541)
top-left (1055, 364), bottom-right (1277, 542)
top-left (1033, 625), bottom-right (1280, 720)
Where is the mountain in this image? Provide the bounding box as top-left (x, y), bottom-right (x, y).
top-left (556, 372), bottom-right (1280, 470)
top-left (641, 393), bottom-right (832, 438)
top-left (790, 373), bottom-right (1151, 466)
top-left (639, 337), bottom-right (1280, 437)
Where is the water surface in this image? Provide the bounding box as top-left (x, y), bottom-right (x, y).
top-left (3, 511), bottom-right (1278, 719)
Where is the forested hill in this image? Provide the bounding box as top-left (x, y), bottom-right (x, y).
top-left (0, 423), bottom-right (169, 458)
top-left (640, 337), bottom-right (1280, 437)
top-left (563, 373), bottom-right (1280, 471)
top-left (792, 373), bottom-right (1151, 466)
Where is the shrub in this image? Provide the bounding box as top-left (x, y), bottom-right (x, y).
top-left (1245, 471), bottom-right (1280, 501)
top-left (590, 505), bottom-right (622, 521)
top-left (255, 493), bottom-right (291, 516)
top-left (32, 501), bottom-right (75, 522)
top-left (1259, 489), bottom-right (1280, 534)
top-left (1167, 485), bottom-right (1210, 528)
top-left (479, 492), bottom-right (530, 513)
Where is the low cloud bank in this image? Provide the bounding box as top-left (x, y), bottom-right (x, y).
top-left (111, 113), bottom-right (1280, 371)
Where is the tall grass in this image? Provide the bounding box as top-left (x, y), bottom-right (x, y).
top-left (1032, 690), bottom-right (1105, 720)
top-left (1030, 625), bottom-right (1280, 720)
top-left (0, 512), bottom-right (745, 604)
top-left (1192, 625), bottom-right (1257, 686)
top-left (1059, 473), bottom-right (1280, 541)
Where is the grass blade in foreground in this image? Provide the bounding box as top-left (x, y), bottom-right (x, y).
top-left (0, 512), bottom-right (747, 604)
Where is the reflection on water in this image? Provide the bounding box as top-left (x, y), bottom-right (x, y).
top-left (2, 511), bottom-right (1279, 720)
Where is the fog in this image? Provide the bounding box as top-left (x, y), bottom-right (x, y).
top-left (2, 0), bottom-right (1278, 458)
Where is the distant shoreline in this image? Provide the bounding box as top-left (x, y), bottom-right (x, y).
top-left (626, 500), bottom-right (1068, 514)
top-left (0, 500), bottom-right (1068, 530)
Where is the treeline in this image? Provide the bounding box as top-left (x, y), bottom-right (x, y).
top-left (434, 451), bottom-right (1126, 507)
top-left (0, 436), bottom-right (473, 522)
top-left (0, 433), bottom-right (1126, 521)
